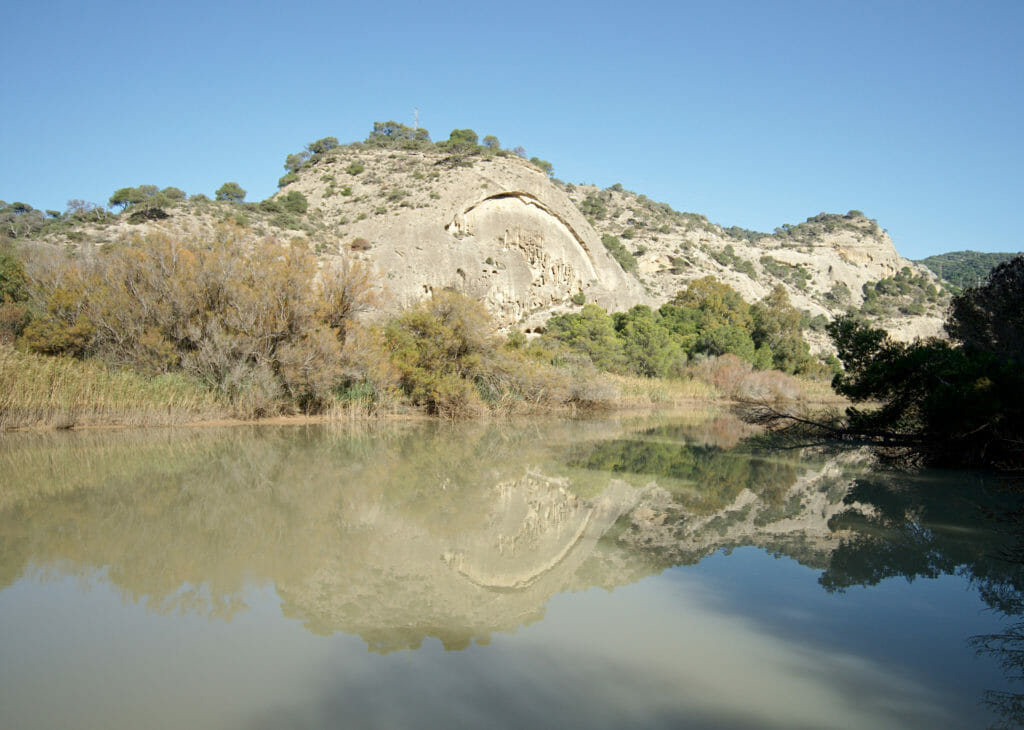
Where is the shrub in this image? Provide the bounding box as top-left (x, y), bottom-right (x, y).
top-left (581, 193), bottom-right (608, 220)
top-left (346, 161), bottom-right (365, 175)
top-left (281, 190), bottom-right (308, 214)
top-left (601, 234), bottom-right (637, 273)
top-left (689, 354), bottom-right (800, 404)
top-left (384, 291), bottom-right (495, 417)
top-left (19, 228), bottom-right (377, 416)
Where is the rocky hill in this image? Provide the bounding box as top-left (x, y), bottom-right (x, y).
top-left (562, 185), bottom-right (948, 344)
top-left (6, 132), bottom-right (951, 346)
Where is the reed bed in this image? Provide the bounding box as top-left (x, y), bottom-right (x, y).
top-left (0, 345), bottom-right (229, 430)
top-left (606, 373), bottom-right (720, 408)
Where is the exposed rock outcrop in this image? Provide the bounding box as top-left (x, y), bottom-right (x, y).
top-left (278, 149), bottom-right (651, 328)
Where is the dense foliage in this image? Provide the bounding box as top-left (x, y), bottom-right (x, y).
top-left (4, 230), bottom-right (622, 420)
top-left (826, 256), bottom-right (1024, 468)
top-left (859, 266), bottom-right (944, 317)
top-left (2, 200), bottom-right (112, 241)
top-left (918, 250), bottom-right (1024, 290)
top-left (543, 277), bottom-right (822, 379)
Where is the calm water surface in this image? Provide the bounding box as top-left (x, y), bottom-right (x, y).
top-left (0, 412), bottom-right (1021, 729)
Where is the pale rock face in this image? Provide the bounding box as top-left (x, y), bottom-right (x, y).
top-left (287, 150), bottom-right (651, 328)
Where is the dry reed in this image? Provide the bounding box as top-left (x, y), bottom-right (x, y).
top-left (0, 345), bottom-right (229, 430)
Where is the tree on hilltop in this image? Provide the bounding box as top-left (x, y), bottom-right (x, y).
top-left (215, 182), bottom-right (246, 203)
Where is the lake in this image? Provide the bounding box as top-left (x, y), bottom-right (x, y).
top-left (0, 411), bottom-right (1021, 729)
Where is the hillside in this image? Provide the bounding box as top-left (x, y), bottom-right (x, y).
top-left (2, 127), bottom-right (950, 347)
top-left (562, 185), bottom-right (948, 344)
top-left (917, 250), bottom-right (1023, 290)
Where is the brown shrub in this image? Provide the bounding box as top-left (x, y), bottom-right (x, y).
top-left (19, 226), bottom-right (379, 416)
top-left (690, 354), bottom-right (803, 405)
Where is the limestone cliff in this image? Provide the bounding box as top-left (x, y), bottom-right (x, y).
top-left (277, 148), bottom-right (651, 328)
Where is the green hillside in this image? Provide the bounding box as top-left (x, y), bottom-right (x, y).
top-left (917, 250), bottom-right (1022, 290)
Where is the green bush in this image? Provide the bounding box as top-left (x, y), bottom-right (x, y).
top-left (281, 190), bottom-right (308, 214)
top-left (601, 234), bottom-right (637, 273)
top-left (581, 193), bottom-right (608, 220)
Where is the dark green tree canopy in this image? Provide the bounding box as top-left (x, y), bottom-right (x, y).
top-left (446, 129), bottom-right (478, 147)
top-left (215, 182), bottom-right (246, 203)
top-left (306, 137), bottom-right (339, 155)
top-left (946, 256), bottom-right (1024, 365)
top-left (823, 258), bottom-right (1024, 467)
top-left (365, 121), bottom-right (431, 148)
top-left (280, 190), bottom-right (308, 214)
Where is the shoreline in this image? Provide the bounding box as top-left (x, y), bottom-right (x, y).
top-left (0, 393), bottom-right (848, 435)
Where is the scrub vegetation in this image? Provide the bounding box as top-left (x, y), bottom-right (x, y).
top-left (0, 228), bottom-right (837, 429)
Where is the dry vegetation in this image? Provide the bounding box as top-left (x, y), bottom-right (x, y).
top-left (1, 220), bottom-right (838, 430)
top-left (0, 345), bottom-right (227, 429)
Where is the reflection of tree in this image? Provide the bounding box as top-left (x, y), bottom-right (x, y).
top-left (972, 623), bottom-right (1024, 729)
top-left (0, 420), bottom-right (649, 650)
top-left (821, 471), bottom-right (1024, 728)
top-left (566, 436), bottom-right (800, 514)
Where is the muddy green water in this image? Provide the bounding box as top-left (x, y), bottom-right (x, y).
top-left (0, 412), bottom-right (1021, 729)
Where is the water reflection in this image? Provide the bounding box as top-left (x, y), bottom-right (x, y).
top-left (819, 469), bottom-right (1024, 729)
top-left (1, 413), bottom-right (1022, 727)
top-left (0, 414), bottom-right (860, 651)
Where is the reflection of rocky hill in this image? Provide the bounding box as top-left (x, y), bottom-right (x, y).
top-left (0, 416), bottom-right (873, 651)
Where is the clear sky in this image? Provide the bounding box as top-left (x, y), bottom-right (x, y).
top-left (2, 0), bottom-right (1021, 260)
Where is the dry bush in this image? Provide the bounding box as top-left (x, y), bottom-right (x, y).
top-left (690, 354), bottom-right (754, 397)
top-left (0, 301), bottom-right (28, 344)
top-left (19, 226), bottom-right (378, 416)
top-left (733, 369), bottom-right (802, 404)
top-left (318, 256), bottom-right (380, 339)
top-left (690, 354), bottom-right (804, 405)
top-left (475, 351), bottom-right (572, 413)
top-left (566, 365), bottom-right (620, 410)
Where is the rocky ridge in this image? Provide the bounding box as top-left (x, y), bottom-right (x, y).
top-left (22, 141), bottom-right (950, 345)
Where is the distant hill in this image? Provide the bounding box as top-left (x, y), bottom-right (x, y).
top-left (917, 250), bottom-right (1023, 290)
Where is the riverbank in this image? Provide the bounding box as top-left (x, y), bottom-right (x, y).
top-left (0, 344), bottom-right (842, 433)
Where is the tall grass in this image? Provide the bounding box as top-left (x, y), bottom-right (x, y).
top-left (0, 345), bottom-right (229, 430)
top-left (606, 373), bottom-right (719, 408)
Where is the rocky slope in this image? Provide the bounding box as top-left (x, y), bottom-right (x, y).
top-left (562, 184), bottom-right (948, 343)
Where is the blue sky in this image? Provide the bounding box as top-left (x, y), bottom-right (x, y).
top-left (2, 0), bottom-right (1021, 259)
